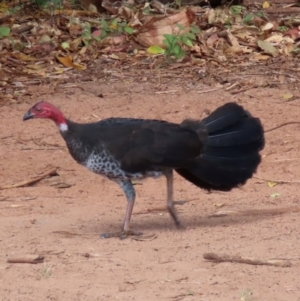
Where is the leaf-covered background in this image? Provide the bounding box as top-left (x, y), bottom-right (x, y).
top-left (1, 0), bottom-right (300, 103)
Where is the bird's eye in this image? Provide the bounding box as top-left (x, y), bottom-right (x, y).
top-left (36, 107), bottom-right (41, 112)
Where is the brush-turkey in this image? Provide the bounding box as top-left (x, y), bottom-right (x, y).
top-left (23, 101), bottom-right (264, 238)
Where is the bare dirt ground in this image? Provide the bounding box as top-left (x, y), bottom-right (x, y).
top-left (1, 77), bottom-right (300, 301)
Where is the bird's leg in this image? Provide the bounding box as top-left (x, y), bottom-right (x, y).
top-left (100, 179), bottom-right (141, 239)
top-left (165, 169), bottom-right (181, 228)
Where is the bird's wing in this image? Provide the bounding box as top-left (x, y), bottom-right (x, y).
top-left (99, 120), bottom-right (202, 173)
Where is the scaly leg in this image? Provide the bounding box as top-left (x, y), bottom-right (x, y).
top-left (165, 169), bottom-right (181, 228)
top-left (101, 179), bottom-right (141, 239)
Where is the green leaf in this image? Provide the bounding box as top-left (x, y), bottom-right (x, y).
top-left (256, 10), bottom-right (264, 17)
top-left (277, 26), bottom-right (288, 32)
top-left (147, 45), bottom-right (165, 54)
top-left (243, 13), bottom-right (254, 24)
top-left (177, 49), bottom-right (185, 59)
top-left (110, 19), bottom-right (118, 26)
top-left (230, 5), bottom-right (243, 16)
top-left (0, 26), bottom-right (10, 38)
top-left (163, 34), bottom-right (173, 42)
top-left (182, 37), bottom-right (193, 47)
top-left (61, 42), bottom-right (70, 49)
top-left (190, 25), bottom-right (200, 34)
top-left (101, 19), bottom-right (110, 31)
top-left (184, 32), bottom-right (196, 40)
top-left (163, 38), bottom-right (171, 48)
top-left (176, 24), bottom-right (185, 31)
top-left (173, 44), bottom-right (181, 55)
top-left (124, 26), bottom-right (133, 34)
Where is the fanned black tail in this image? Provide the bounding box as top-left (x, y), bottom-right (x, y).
top-left (176, 102), bottom-right (265, 191)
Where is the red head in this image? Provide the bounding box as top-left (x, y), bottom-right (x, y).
top-left (23, 101), bottom-right (68, 131)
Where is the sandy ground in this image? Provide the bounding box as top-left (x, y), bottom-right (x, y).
top-left (1, 80), bottom-right (300, 301)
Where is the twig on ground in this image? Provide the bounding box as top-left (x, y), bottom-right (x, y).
top-left (155, 90), bottom-right (178, 94)
top-left (196, 86), bottom-right (224, 94)
top-left (208, 206), bottom-right (300, 218)
top-left (230, 86), bottom-right (255, 94)
top-left (0, 167), bottom-right (58, 190)
top-left (225, 82), bottom-right (239, 91)
top-left (254, 176), bottom-right (300, 184)
top-left (7, 254), bottom-right (45, 264)
top-left (265, 122), bottom-right (300, 133)
top-left (269, 158), bottom-right (300, 162)
top-left (132, 234), bottom-right (157, 241)
top-left (203, 252), bottom-right (292, 267)
top-left (203, 253), bottom-right (292, 268)
top-left (0, 135), bottom-right (13, 139)
top-left (51, 230), bottom-right (96, 238)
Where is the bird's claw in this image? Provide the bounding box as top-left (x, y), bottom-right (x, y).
top-left (100, 230), bottom-right (142, 240)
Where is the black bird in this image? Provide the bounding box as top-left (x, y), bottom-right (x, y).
top-left (23, 101), bottom-right (264, 238)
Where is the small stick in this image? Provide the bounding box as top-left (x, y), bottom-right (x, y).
top-left (254, 176), bottom-right (300, 184)
top-left (230, 86), bottom-right (254, 95)
top-left (51, 230), bottom-right (97, 238)
top-left (225, 82), bottom-right (239, 91)
top-left (0, 167), bottom-right (58, 190)
top-left (0, 135), bottom-right (13, 139)
top-left (196, 86), bottom-right (224, 94)
top-left (155, 90), bottom-right (178, 94)
top-left (265, 122), bottom-right (300, 133)
top-left (7, 254), bottom-right (45, 264)
top-left (203, 252), bottom-right (291, 267)
top-left (208, 206), bottom-right (300, 218)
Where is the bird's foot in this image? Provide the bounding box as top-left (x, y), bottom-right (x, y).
top-left (175, 221), bottom-right (184, 229)
top-left (100, 229), bottom-right (142, 240)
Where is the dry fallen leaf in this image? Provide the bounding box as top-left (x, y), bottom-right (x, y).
top-left (283, 93), bottom-right (294, 100)
top-left (135, 9), bottom-right (195, 48)
top-left (56, 55), bottom-right (74, 67)
top-left (270, 193), bottom-right (280, 198)
top-left (56, 55), bottom-right (86, 70)
top-left (265, 34), bottom-right (283, 44)
top-left (284, 27), bottom-right (300, 40)
top-left (251, 53), bottom-right (271, 61)
top-left (257, 40), bottom-right (279, 57)
top-left (206, 34), bottom-right (219, 48)
top-left (261, 22), bottom-right (273, 31)
top-left (262, 1), bottom-right (270, 9)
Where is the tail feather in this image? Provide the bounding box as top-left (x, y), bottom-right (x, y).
top-left (204, 139), bottom-right (263, 158)
top-left (202, 102), bottom-right (247, 133)
top-left (176, 102), bottom-right (264, 191)
top-left (207, 118), bottom-right (263, 147)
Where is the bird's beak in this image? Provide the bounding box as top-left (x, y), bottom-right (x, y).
top-left (23, 110), bottom-right (34, 121)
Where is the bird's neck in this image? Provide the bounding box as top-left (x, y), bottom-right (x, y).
top-left (51, 108), bottom-right (68, 132)
top-left (59, 123), bottom-right (68, 132)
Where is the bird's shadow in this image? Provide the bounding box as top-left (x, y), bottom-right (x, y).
top-left (82, 206), bottom-right (285, 237)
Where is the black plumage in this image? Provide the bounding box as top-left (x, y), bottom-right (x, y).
top-left (23, 101), bottom-right (264, 238)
